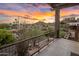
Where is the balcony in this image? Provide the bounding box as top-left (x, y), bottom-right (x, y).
top-left (0, 3), bottom-right (79, 56)
top-left (0, 32), bottom-right (79, 56)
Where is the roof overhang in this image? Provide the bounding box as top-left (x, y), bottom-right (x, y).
top-left (48, 3), bottom-right (79, 9)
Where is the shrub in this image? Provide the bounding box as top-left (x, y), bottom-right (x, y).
top-left (46, 26), bottom-right (54, 37)
top-left (0, 29), bottom-right (15, 45)
top-left (60, 30), bottom-right (66, 38)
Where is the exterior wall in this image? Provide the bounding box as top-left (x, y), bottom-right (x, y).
top-left (69, 26), bottom-right (79, 41)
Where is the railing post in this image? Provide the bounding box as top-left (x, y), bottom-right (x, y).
top-left (16, 41), bottom-right (29, 56)
top-left (47, 36), bottom-right (49, 45)
top-left (38, 40), bottom-right (40, 54)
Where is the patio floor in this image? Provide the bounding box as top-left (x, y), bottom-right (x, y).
top-left (35, 38), bottom-right (79, 56)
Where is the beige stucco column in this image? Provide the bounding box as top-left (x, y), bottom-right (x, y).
top-left (75, 26), bottom-right (79, 41)
top-left (55, 7), bottom-right (60, 38)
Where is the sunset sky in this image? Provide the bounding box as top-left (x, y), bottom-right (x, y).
top-left (0, 3), bottom-right (79, 21)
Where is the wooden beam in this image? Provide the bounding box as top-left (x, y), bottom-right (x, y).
top-left (49, 3), bottom-right (79, 9)
top-left (58, 3), bottom-right (79, 9)
top-left (55, 7), bottom-right (60, 38)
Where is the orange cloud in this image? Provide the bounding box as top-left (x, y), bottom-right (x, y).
top-left (0, 10), bottom-right (30, 17)
top-left (32, 11), bottom-right (55, 19)
top-left (61, 9), bottom-right (79, 16)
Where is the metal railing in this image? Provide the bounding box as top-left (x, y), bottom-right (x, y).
top-left (0, 32), bottom-right (54, 56)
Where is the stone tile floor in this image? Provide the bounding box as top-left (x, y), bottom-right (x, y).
top-left (35, 38), bottom-right (79, 56)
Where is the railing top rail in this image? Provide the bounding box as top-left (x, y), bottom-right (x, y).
top-left (0, 32), bottom-right (51, 50)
